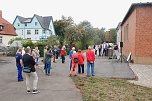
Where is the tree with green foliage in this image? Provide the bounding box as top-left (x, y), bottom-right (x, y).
top-left (104, 28), bottom-right (116, 43)
top-left (47, 35), bottom-right (59, 47)
top-left (77, 21), bottom-right (95, 49)
top-left (92, 28), bottom-right (105, 44)
top-left (8, 37), bottom-right (23, 45)
top-left (64, 24), bottom-right (79, 48)
top-left (54, 16), bottom-right (74, 46)
top-left (110, 28), bottom-right (117, 43)
top-left (22, 40), bottom-right (34, 49)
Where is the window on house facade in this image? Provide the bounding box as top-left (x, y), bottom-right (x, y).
top-left (43, 29), bottom-right (46, 33)
top-left (0, 36), bottom-right (2, 43)
top-left (27, 30), bottom-right (31, 34)
top-left (22, 30), bottom-right (23, 35)
top-left (124, 24), bottom-right (129, 41)
top-left (27, 38), bottom-right (31, 40)
top-left (18, 23), bottom-right (20, 26)
top-left (49, 25), bottom-right (52, 29)
top-left (35, 22), bottom-right (37, 26)
top-left (25, 23), bottom-right (27, 27)
top-left (49, 30), bottom-right (52, 35)
top-left (35, 30), bottom-right (39, 34)
top-left (0, 25), bottom-right (4, 31)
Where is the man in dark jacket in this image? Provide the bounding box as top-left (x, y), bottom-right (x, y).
top-left (22, 48), bottom-right (39, 94)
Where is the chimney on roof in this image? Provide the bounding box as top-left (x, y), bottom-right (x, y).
top-left (0, 10), bottom-right (2, 18)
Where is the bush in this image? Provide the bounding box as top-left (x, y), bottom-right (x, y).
top-left (35, 42), bottom-right (47, 57)
top-left (22, 40), bottom-right (34, 49)
top-left (7, 47), bottom-right (18, 56)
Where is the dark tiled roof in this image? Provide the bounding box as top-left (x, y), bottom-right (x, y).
top-left (121, 2), bottom-right (152, 26)
top-left (16, 14), bottom-right (53, 30)
top-left (17, 16), bottom-right (28, 23)
top-left (0, 17), bottom-right (17, 36)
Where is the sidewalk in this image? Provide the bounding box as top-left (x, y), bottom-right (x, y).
top-left (128, 64), bottom-right (152, 88)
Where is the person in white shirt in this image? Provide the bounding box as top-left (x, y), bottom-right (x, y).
top-left (22, 47), bottom-right (25, 56)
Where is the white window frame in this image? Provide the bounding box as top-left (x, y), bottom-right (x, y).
top-left (27, 30), bottom-right (31, 34)
top-left (35, 30), bottom-right (39, 34)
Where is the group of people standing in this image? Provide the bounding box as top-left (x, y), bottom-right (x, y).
top-left (15, 47), bottom-right (40, 94)
top-left (43, 45), bottom-right (66, 75)
top-left (15, 45), bottom-right (96, 94)
top-left (94, 42), bottom-right (120, 59)
top-left (69, 46), bottom-right (95, 77)
top-left (94, 42), bottom-right (109, 56)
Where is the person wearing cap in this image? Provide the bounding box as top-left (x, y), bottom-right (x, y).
top-left (86, 46), bottom-right (95, 77)
top-left (69, 51), bottom-right (78, 76)
top-left (69, 47), bottom-right (75, 70)
top-left (78, 49), bottom-right (85, 74)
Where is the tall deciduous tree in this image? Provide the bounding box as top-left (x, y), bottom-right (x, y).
top-left (64, 24), bottom-right (79, 48)
top-left (77, 21), bottom-right (94, 49)
top-left (53, 16), bottom-right (74, 45)
top-left (104, 28), bottom-right (116, 43)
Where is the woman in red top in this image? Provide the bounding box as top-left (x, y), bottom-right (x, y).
top-left (60, 47), bottom-right (66, 63)
top-left (69, 51), bottom-right (78, 76)
top-left (78, 50), bottom-right (85, 74)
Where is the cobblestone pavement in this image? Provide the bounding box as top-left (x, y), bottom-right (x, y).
top-left (128, 64), bottom-right (152, 88)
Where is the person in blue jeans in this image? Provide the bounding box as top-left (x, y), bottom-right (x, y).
top-left (16, 48), bottom-right (23, 81)
top-left (45, 48), bottom-right (52, 76)
top-left (86, 46), bottom-right (95, 77)
top-left (69, 47), bottom-right (75, 70)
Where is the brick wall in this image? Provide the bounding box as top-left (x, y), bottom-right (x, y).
top-left (122, 9), bottom-right (136, 60)
top-left (135, 6), bottom-right (152, 64)
top-left (136, 6), bottom-right (152, 57)
top-left (122, 6), bottom-right (152, 64)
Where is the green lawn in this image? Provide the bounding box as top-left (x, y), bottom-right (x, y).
top-left (72, 77), bottom-right (152, 101)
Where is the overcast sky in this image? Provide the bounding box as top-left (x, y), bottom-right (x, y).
top-left (0, 0), bottom-right (151, 30)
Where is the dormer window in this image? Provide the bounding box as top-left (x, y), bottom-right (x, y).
top-left (0, 24), bottom-right (4, 31)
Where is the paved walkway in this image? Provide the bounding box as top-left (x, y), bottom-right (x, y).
top-left (0, 55), bottom-right (150, 101)
top-left (94, 56), bottom-right (135, 79)
top-left (0, 57), bottom-right (82, 101)
top-left (128, 64), bottom-right (152, 88)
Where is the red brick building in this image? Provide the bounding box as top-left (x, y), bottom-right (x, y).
top-left (121, 2), bottom-right (152, 64)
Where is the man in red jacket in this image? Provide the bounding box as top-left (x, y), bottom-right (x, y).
top-left (78, 49), bottom-right (84, 74)
top-left (86, 46), bottom-right (95, 77)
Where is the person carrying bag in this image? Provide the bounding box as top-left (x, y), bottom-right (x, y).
top-left (22, 48), bottom-right (40, 94)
